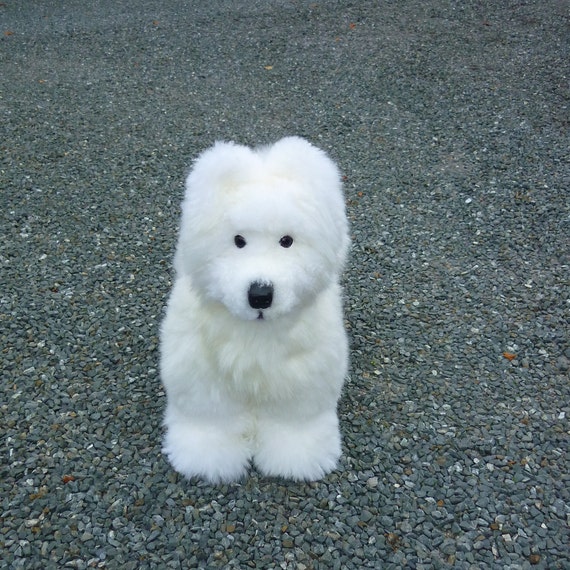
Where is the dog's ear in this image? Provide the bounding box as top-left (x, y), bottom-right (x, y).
top-left (264, 137), bottom-right (341, 188)
top-left (176, 142), bottom-right (259, 275)
top-left (185, 141), bottom-right (259, 198)
top-left (266, 137), bottom-right (350, 268)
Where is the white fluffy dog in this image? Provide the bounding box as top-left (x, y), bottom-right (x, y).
top-left (160, 136), bottom-right (349, 483)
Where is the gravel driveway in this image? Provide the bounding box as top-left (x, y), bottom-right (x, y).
top-left (1, 1), bottom-right (569, 568)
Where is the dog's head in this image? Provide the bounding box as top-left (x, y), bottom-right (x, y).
top-left (174, 137), bottom-right (349, 321)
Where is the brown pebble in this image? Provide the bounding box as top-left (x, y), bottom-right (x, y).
top-left (529, 554), bottom-right (541, 565)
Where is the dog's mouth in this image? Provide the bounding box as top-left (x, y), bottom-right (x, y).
top-left (257, 311), bottom-right (264, 320)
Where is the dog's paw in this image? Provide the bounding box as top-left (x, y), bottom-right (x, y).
top-left (254, 411), bottom-right (341, 481)
top-left (163, 420), bottom-right (252, 483)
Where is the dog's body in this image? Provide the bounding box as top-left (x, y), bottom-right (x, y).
top-left (160, 137), bottom-right (349, 482)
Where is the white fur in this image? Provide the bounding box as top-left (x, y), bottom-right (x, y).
top-left (160, 136), bottom-right (349, 482)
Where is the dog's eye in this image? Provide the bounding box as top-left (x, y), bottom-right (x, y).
top-left (279, 235), bottom-right (294, 248)
top-left (234, 235), bottom-right (247, 248)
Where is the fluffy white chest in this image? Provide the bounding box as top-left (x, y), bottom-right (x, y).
top-left (199, 311), bottom-right (310, 399)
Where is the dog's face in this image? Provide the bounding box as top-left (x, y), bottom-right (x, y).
top-left (174, 137), bottom-right (349, 321)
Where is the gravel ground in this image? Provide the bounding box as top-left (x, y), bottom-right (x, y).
top-left (1, 1), bottom-right (569, 568)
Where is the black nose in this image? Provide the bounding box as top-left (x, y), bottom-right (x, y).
top-left (248, 282), bottom-right (273, 310)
